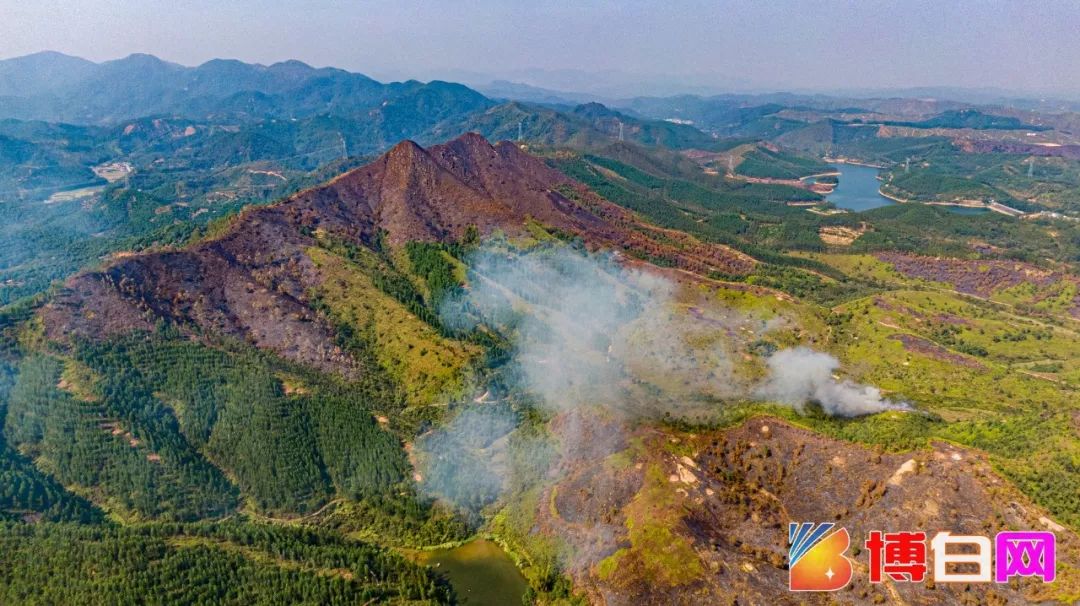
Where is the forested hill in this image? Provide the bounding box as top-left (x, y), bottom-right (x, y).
top-left (0, 51), bottom-right (493, 125)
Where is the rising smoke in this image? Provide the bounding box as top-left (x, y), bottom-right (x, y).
top-left (416, 243), bottom-right (905, 510)
top-left (441, 243), bottom-right (679, 412)
top-left (755, 347), bottom-right (908, 416)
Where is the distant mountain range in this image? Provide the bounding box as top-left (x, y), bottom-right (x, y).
top-left (0, 51), bottom-right (727, 151)
top-left (1, 51), bottom-right (1064, 145)
top-left (0, 51), bottom-right (491, 125)
top-left (409, 66), bottom-right (755, 99)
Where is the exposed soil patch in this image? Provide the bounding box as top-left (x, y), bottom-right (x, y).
top-left (877, 251), bottom-right (1080, 320)
top-left (819, 225), bottom-right (866, 246)
top-left (932, 311), bottom-right (973, 325)
top-left (877, 252), bottom-right (1062, 297)
top-left (888, 333), bottom-right (987, 370)
top-left (540, 417), bottom-right (1077, 605)
top-left (872, 296), bottom-right (927, 320)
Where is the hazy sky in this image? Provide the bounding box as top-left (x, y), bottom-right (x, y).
top-left (2, 0), bottom-right (1078, 95)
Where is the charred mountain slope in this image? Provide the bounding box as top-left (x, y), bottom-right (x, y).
top-left (42, 133), bottom-right (752, 374)
top-left (538, 416), bottom-right (1080, 605)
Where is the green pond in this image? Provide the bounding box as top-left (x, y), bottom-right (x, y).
top-left (408, 539), bottom-right (528, 605)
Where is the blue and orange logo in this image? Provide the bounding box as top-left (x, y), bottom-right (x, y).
top-left (788, 523), bottom-right (853, 591)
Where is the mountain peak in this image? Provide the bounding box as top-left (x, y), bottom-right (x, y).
top-left (197, 58), bottom-right (252, 69)
top-left (100, 53), bottom-right (181, 74)
top-left (386, 138), bottom-right (426, 154)
top-left (0, 50), bottom-right (99, 97)
top-left (442, 131), bottom-right (496, 153)
top-left (42, 134), bottom-right (752, 374)
top-left (573, 101), bottom-right (623, 119)
top-left (267, 59), bottom-right (316, 74)
top-left (382, 133), bottom-right (501, 183)
top-left (270, 59), bottom-right (314, 68)
top-left (113, 52), bottom-right (167, 64)
top-left (7, 50), bottom-right (91, 63)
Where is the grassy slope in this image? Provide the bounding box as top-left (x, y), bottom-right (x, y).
top-left (595, 463), bottom-right (702, 587)
top-left (803, 252), bottom-right (1080, 528)
top-left (735, 146), bottom-right (832, 180)
top-left (308, 246), bottom-right (480, 408)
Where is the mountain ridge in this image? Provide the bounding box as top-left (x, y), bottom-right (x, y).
top-left (40, 133), bottom-right (752, 373)
top-left (0, 51), bottom-right (492, 124)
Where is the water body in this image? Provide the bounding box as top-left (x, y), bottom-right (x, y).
top-left (820, 164), bottom-right (896, 212)
top-left (409, 539), bottom-right (528, 605)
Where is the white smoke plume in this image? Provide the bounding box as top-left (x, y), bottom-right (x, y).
top-left (417, 243), bottom-right (905, 511)
top-left (756, 347), bottom-right (909, 416)
top-left (440, 244), bottom-right (680, 413)
top-left (413, 404), bottom-right (519, 513)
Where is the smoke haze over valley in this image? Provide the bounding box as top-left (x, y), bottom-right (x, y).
top-left (418, 245), bottom-right (911, 513)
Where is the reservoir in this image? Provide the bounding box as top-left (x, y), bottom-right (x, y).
top-left (821, 164), bottom-right (895, 212)
top-left (814, 165), bottom-right (989, 215)
top-left (407, 539), bottom-right (528, 605)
